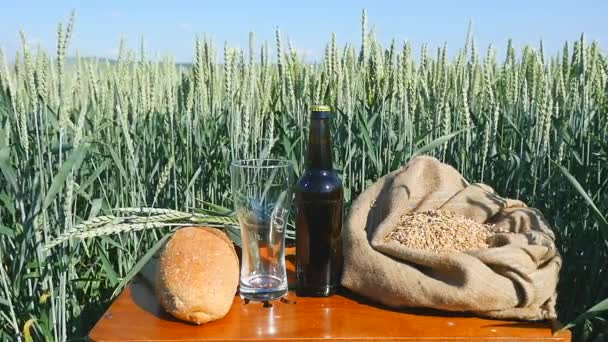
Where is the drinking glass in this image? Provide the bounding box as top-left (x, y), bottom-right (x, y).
top-left (230, 159), bottom-right (294, 301)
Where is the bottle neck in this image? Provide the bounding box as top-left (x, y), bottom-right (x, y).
top-left (306, 116), bottom-right (333, 170)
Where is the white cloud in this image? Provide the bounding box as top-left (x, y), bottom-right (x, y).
top-left (18, 35), bottom-right (42, 48)
top-left (295, 48), bottom-right (319, 62)
top-left (178, 22), bottom-right (192, 31)
top-left (105, 47), bottom-right (120, 57)
top-left (29, 37), bottom-right (41, 46)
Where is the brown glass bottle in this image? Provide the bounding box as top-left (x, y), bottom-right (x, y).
top-left (295, 105), bottom-right (343, 297)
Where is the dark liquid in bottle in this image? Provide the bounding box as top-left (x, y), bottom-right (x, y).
top-left (295, 107), bottom-right (343, 297)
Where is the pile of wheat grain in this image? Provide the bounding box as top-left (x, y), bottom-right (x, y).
top-left (385, 210), bottom-right (494, 253)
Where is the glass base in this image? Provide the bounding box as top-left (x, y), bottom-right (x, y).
top-left (240, 275), bottom-right (287, 301)
top-left (240, 288), bottom-right (287, 301)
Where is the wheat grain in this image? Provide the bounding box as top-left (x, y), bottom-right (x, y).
top-left (42, 222), bottom-right (174, 251)
top-left (36, 50), bottom-right (49, 102)
top-left (386, 210), bottom-right (494, 253)
top-left (359, 9), bottom-right (367, 65)
top-left (0, 48), bottom-right (6, 91)
top-left (16, 87), bottom-right (30, 156)
top-left (152, 156), bottom-right (174, 205)
top-left (113, 207), bottom-right (184, 215)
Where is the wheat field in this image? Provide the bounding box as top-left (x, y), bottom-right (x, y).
top-left (0, 11), bottom-right (607, 341)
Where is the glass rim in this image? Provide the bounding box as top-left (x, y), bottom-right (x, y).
top-left (230, 158), bottom-right (292, 169)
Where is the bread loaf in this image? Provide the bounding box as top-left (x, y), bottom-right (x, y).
top-left (156, 227), bottom-right (239, 324)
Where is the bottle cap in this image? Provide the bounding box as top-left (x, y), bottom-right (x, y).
top-left (311, 105), bottom-right (331, 112)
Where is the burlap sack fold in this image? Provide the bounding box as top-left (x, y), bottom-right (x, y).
top-left (341, 156), bottom-right (561, 320)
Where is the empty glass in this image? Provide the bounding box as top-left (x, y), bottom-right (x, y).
top-left (230, 159), bottom-right (294, 301)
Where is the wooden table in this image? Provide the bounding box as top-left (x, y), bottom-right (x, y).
top-left (90, 279), bottom-right (570, 341)
top-left (90, 246), bottom-right (570, 341)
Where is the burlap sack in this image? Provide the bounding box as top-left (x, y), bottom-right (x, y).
top-left (341, 156), bottom-right (561, 320)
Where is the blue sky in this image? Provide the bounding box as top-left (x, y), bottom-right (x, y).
top-left (1, 1), bottom-right (606, 63)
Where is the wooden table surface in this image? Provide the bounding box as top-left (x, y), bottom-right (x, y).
top-left (89, 246), bottom-right (570, 341)
top-left (89, 278), bottom-right (570, 341)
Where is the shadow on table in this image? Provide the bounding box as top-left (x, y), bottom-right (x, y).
top-left (338, 288), bottom-right (475, 318)
top-left (482, 321), bottom-right (564, 332)
top-left (129, 256), bottom-right (183, 323)
top-left (339, 287), bottom-right (555, 330)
